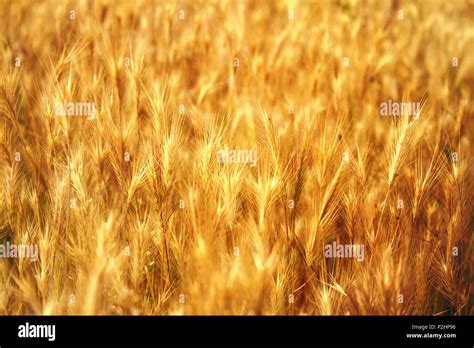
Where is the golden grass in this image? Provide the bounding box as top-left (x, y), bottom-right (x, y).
top-left (0, 0), bottom-right (473, 315)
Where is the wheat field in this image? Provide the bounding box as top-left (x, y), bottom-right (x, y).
top-left (0, 0), bottom-right (473, 315)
